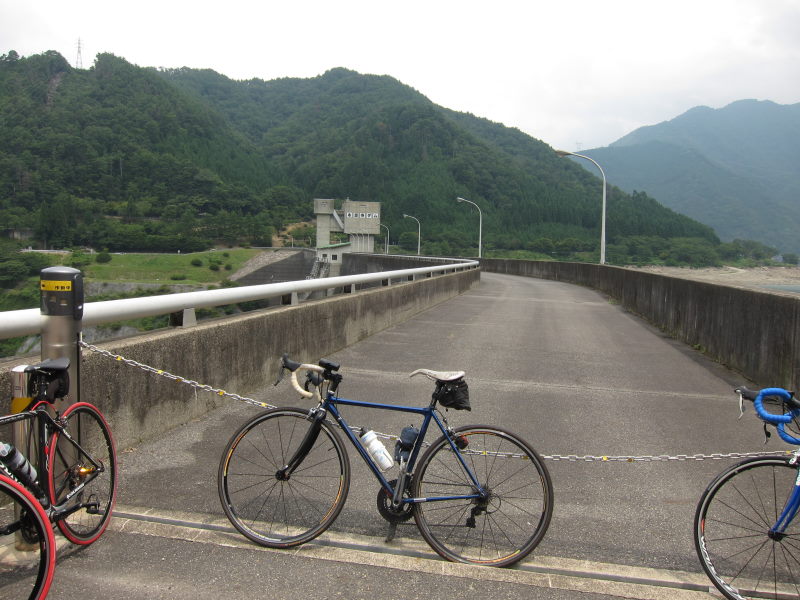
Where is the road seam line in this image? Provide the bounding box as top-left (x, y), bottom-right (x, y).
top-left (110, 507), bottom-right (712, 600)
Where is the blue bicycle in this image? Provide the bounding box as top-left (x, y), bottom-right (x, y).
top-left (218, 354), bottom-right (553, 567)
top-left (695, 386), bottom-right (800, 600)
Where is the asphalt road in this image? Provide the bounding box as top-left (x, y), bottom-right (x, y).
top-left (42, 272), bottom-right (789, 599)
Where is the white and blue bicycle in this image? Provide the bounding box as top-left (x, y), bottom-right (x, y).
top-left (695, 386), bottom-right (800, 600)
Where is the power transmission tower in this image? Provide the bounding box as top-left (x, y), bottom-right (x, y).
top-left (75, 38), bottom-right (83, 69)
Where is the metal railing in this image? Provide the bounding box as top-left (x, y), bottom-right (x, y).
top-left (0, 259), bottom-right (479, 339)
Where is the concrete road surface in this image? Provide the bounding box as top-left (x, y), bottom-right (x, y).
top-left (44, 272), bottom-right (787, 599)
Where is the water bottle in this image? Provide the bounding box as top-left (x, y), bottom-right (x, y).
top-left (359, 429), bottom-right (394, 471)
top-left (0, 442), bottom-right (38, 489)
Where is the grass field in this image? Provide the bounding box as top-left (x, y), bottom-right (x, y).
top-left (83, 248), bottom-right (262, 284)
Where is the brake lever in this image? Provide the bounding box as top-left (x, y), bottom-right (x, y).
top-left (763, 422), bottom-right (771, 444)
top-left (307, 371), bottom-right (324, 387)
top-left (274, 359), bottom-right (287, 386)
top-left (737, 392), bottom-right (745, 419)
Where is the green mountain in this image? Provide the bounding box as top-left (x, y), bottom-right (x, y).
top-left (0, 50), bottom-right (718, 262)
top-left (580, 100), bottom-right (800, 252)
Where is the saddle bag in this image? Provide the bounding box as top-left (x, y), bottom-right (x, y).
top-left (433, 378), bottom-right (471, 411)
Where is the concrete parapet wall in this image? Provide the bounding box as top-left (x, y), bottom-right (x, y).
top-left (0, 269), bottom-right (479, 450)
top-left (342, 254), bottom-right (463, 275)
top-left (481, 259), bottom-right (800, 389)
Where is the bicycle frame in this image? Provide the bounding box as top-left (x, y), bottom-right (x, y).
top-left (770, 457), bottom-right (800, 536)
top-left (0, 405), bottom-right (105, 517)
top-left (320, 391), bottom-right (485, 505)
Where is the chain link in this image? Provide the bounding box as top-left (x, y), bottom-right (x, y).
top-left (539, 451), bottom-right (793, 462)
top-left (79, 341), bottom-right (277, 411)
top-left (80, 340), bottom-right (796, 463)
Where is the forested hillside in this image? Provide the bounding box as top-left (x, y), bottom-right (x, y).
top-left (580, 100), bottom-right (800, 253)
top-left (1, 50), bottom-right (724, 265)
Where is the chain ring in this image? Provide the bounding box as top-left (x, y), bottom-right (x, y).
top-left (376, 479), bottom-right (414, 523)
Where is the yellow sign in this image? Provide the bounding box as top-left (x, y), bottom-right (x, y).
top-left (40, 280), bottom-right (72, 292)
top-left (11, 396), bottom-right (33, 414)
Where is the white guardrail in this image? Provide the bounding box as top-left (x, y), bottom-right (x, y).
top-left (0, 260), bottom-right (479, 339)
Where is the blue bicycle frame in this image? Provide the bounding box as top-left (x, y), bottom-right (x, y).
top-left (751, 388), bottom-right (800, 536)
top-left (321, 391), bottom-right (486, 505)
top-left (771, 459), bottom-right (800, 536)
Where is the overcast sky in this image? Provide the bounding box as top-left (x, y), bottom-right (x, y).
top-left (3, 0), bottom-right (799, 150)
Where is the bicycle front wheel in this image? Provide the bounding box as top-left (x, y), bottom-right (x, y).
top-left (694, 455), bottom-right (800, 600)
top-left (0, 474), bottom-right (56, 600)
top-left (218, 407), bottom-right (350, 548)
top-left (48, 402), bottom-right (117, 545)
top-left (412, 425), bottom-right (553, 567)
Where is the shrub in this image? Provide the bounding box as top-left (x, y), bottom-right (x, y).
top-left (0, 259), bottom-right (29, 287)
top-left (69, 251), bottom-right (92, 268)
top-left (191, 258), bottom-right (203, 267)
top-left (170, 273), bottom-right (187, 281)
top-left (95, 251), bottom-right (112, 264)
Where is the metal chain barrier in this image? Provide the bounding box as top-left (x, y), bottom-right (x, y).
top-left (80, 340), bottom-right (794, 463)
top-left (79, 340), bottom-right (276, 411)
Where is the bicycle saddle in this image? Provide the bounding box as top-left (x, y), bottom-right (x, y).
top-left (25, 357), bottom-right (70, 373)
top-left (409, 369), bottom-right (465, 382)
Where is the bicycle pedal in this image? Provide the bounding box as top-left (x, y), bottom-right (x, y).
top-left (384, 521), bottom-right (397, 543)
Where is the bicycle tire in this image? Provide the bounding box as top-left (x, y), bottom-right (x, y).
top-left (694, 455), bottom-right (800, 600)
top-left (218, 407), bottom-right (350, 548)
top-left (412, 424), bottom-right (553, 567)
top-left (47, 402), bottom-right (117, 545)
top-left (0, 474), bottom-right (56, 600)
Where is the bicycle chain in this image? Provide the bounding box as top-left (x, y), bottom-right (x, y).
top-left (79, 340), bottom-right (794, 463)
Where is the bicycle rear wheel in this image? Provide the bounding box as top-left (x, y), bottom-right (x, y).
top-left (412, 425), bottom-right (553, 567)
top-left (48, 402), bottom-right (117, 545)
top-left (0, 474), bottom-right (56, 600)
top-left (694, 455), bottom-right (800, 600)
top-left (218, 407), bottom-right (350, 548)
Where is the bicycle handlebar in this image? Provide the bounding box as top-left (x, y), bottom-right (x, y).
top-left (738, 386), bottom-right (800, 445)
top-left (278, 354), bottom-right (331, 399)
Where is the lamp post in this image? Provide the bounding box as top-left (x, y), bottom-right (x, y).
top-left (456, 196), bottom-right (482, 259)
top-left (403, 214), bottom-right (421, 255)
top-left (555, 150), bottom-right (607, 265)
top-left (380, 223), bottom-right (390, 255)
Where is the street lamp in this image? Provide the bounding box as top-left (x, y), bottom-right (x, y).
top-left (555, 150), bottom-right (607, 265)
top-left (380, 223), bottom-right (390, 255)
top-left (403, 214), bottom-right (421, 255)
top-left (456, 197), bottom-right (482, 259)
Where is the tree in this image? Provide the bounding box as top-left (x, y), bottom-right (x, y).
top-left (665, 238), bottom-right (720, 267)
top-left (399, 231), bottom-right (419, 252)
top-left (0, 259), bottom-right (29, 287)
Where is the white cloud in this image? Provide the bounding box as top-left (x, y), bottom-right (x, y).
top-left (1, 0), bottom-right (798, 149)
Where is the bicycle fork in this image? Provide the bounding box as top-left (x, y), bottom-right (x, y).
top-left (275, 408), bottom-right (325, 481)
